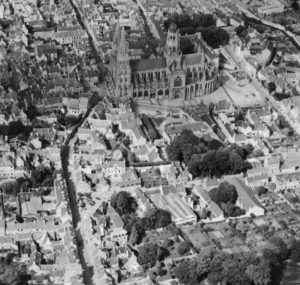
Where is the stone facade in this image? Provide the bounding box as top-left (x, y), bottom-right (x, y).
top-left (110, 22), bottom-right (220, 100)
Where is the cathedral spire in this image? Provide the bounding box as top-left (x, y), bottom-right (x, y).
top-left (165, 22), bottom-right (182, 67)
top-left (119, 27), bottom-right (129, 56)
top-left (113, 21), bottom-right (121, 46)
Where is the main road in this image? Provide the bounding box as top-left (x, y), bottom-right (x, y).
top-left (60, 1), bottom-right (106, 285)
top-left (61, 101), bottom-right (96, 285)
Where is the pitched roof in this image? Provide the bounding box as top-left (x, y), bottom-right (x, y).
top-left (183, 53), bottom-right (202, 66)
top-left (130, 58), bottom-right (166, 71)
top-left (224, 176), bottom-right (264, 211)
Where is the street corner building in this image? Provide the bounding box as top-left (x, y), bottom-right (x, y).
top-left (109, 22), bottom-right (221, 100)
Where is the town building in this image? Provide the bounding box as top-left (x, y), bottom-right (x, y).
top-left (224, 176), bottom-right (265, 217)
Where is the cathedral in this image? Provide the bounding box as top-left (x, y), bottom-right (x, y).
top-left (109, 22), bottom-right (220, 100)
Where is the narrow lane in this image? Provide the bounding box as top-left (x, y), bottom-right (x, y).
top-left (61, 103), bottom-right (97, 285)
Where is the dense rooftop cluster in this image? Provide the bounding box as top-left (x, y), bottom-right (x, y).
top-left (0, 0), bottom-right (300, 284)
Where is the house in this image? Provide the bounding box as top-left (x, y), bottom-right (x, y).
top-left (0, 219), bottom-right (5, 236)
top-left (0, 237), bottom-right (18, 256)
top-left (255, 108), bottom-right (273, 125)
top-left (115, 168), bottom-right (141, 189)
top-left (148, 187), bottom-right (197, 225)
top-left (63, 97), bottom-right (89, 115)
top-left (230, 15), bottom-right (244, 27)
top-left (106, 207), bottom-right (128, 246)
top-left (132, 144), bottom-right (162, 163)
top-left (33, 127), bottom-right (56, 142)
top-left (0, 152), bottom-right (15, 178)
top-left (275, 172), bottom-right (300, 191)
top-left (214, 100), bottom-right (235, 114)
top-left (164, 163), bottom-right (191, 186)
top-left (88, 118), bottom-right (112, 134)
top-left (236, 121), bottom-right (253, 136)
top-left (54, 29), bottom-right (88, 46)
top-left (224, 176), bottom-right (265, 217)
top-left (21, 196), bottom-right (43, 219)
top-left (281, 151), bottom-right (300, 173)
top-left (218, 120), bottom-right (247, 144)
top-left (119, 120), bottom-right (147, 147)
top-left (194, 187), bottom-right (224, 222)
top-left (245, 173), bottom-right (269, 189)
top-left (36, 113), bottom-right (57, 124)
top-left (119, 275), bottom-right (154, 285)
top-left (86, 69), bottom-right (99, 85)
top-left (6, 220), bottom-right (58, 236)
top-left (102, 160), bottom-right (126, 181)
top-left (35, 43), bottom-right (58, 61)
top-left (140, 169), bottom-right (169, 188)
top-left (246, 111), bottom-right (270, 138)
top-left (124, 254), bottom-right (143, 276)
top-left (257, 2), bottom-right (284, 15)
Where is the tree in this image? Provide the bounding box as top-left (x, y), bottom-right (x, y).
top-left (26, 105), bottom-right (40, 121)
top-left (235, 25), bottom-right (247, 38)
top-left (137, 243), bottom-right (158, 268)
top-left (0, 253), bottom-right (31, 285)
top-left (193, 13), bottom-right (216, 28)
top-left (173, 260), bottom-right (198, 285)
top-left (289, 240), bottom-right (300, 263)
top-left (123, 214), bottom-right (138, 233)
top-left (292, 1), bottom-right (299, 10)
top-left (167, 130), bottom-right (251, 178)
top-left (111, 191), bottom-right (137, 215)
top-left (246, 258), bottom-right (272, 285)
top-left (267, 82), bottom-right (276, 94)
top-left (201, 27), bottom-right (230, 49)
top-left (180, 37), bottom-right (195, 54)
top-left (268, 236), bottom-right (288, 260)
top-left (256, 186), bottom-right (268, 196)
top-left (129, 219), bottom-right (146, 245)
top-left (209, 182), bottom-right (238, 205)
top-left (262, 248), bottom-right (281, 266)
top-left (157, 246), bottom-right (170, 261)
top-left (166, 223), bottom-right (181, 235)
top-left (165, 12), bottom-right (216, 35)
top-left (177, 241), bottom-right (191, 256)
top-left (145, 209), bottom-right (172, 230)
top-left (220, 253), bottom-right (252, 285)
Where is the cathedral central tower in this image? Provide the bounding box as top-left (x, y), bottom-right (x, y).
top-left (165, 22), bottom-right (182, 68)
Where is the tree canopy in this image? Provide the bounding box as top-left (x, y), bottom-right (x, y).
top-left (127, 209), bottom-right (172, 245)
top-left (201, 27), bottom-right (230, 49)
top-left (173, 249), bottom-right (275, 285)
top-left (166, 129), bottom-right (251, 178)
top-left (292, 1), bottom-right (299, 10)
top-left (0, 254), bottom-right (31, 285)
top-left (145, 209), bottom-right (172, 230)
top-left (0, 121), bottom-right (32, 140)
top-left (111, 191), bottom-right (137, 216)
top-left (177, 241), bottom-right (192, 256)
top-left (137, 243), bottom-right (158, 268)
top-left (209, 182), bottom-right (246, 217)
top-left (209, 181), bottom-right (238, 205)
top-left (165, 12), bottom-right (216, 34)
